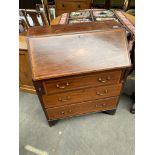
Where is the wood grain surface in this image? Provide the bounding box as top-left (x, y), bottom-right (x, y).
top-left (43, 69), bottom-right (122, 94)
top-left (28, 28), bottom-right (131, 81)
top-left (27, 21), bottom-right (122, 36)
top-left (42, 84), bottom-right (122, 108)
top-left (46, 97), bottom-right (119, 119)
top-left (55, 0), bottom-right (91, 16)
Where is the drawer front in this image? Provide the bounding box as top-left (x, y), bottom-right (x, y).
top-left (43, 70), bottom-right (122, 95)
top-left (42, 84), bottom-right (122, 108)
top-left (56, 2), bottom-right (89, 10)
top-left (56, 0), bottom-right (89, 3)
top-left (46, 97), bottom-right (118, 120)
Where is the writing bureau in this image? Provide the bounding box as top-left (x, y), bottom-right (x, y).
top-left (19, 21), bottom-right (123, 94)
top-left (27, 24), bottom-right (131, 126)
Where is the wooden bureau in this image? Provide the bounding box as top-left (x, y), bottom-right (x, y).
top-left (27, 23), bottom-right (131, 126)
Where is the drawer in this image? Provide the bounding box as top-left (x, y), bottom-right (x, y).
top-left (56, 0), bottom-right (89, 3)
top-left (56, 2), bottom-right (89, 10)
top-left (46, 97), bottom-right (118, 120)
top-left (42, 84), bottom-right (122, 108)
top-left (43, 70), bottom-right (122, 95)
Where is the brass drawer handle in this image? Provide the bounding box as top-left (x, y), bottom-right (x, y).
top-left (56, 82), bottom-right (69, 89)
top-left (58, 96), bottom-right (71, 102)
top-left (62, 4), bottom-right (65, 7)
top-left (61, 110), bottom-right (72, 115)
top-left (96, 89), bottom-right (108, 96)
top-left (95, 103), bottom-right (106, 107)
top-left (61, 111), bottom-right (65, 115)
top-left (68, 110), bottom-right (72, 113)
top-left (98, 76), bottom-right (111, 83)
top-left (78, 4), bottom-right (81, 8)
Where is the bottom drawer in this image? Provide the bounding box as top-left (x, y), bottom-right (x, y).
top-left (46, 97), bottom-right (118, 120)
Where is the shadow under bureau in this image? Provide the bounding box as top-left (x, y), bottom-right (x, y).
top-left (27, 23), bottom-right (131, 126)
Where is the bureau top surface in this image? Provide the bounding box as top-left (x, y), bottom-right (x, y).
top-left (28, 28), bottom-right (131, 81)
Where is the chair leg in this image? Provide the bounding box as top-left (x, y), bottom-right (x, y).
top-left (130, 103), bottom-right (135, 114)
top-left (130, 92), bottom-right (135, 114)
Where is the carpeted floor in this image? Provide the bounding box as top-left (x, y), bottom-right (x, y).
top-left (19, 92), bottom-right (135, 155)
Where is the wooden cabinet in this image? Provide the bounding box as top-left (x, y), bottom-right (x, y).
top-left (55, 0), bottom-right (91, 16)
top-left (19, 33), bottom-right (36, 93)
top-left (27, 23), bottom-right (131, 126)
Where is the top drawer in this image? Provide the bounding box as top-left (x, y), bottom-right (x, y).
top-left (43, 70), bottom-right (122, 95)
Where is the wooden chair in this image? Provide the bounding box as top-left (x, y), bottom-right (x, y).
top-left (21, 9), bottom-right (49, 27)
top-left (130, 92), bottom-right (135, 114)
top-left (19, 19), bottom-right (28, 33)
top-left (36, 4), bottom-right (55, 20)
top-left (126, 0), bottom-right (135, 16)
top-left (122, 0), bottom-right (129, 11)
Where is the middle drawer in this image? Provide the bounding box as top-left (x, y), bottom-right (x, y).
top-left (42, 84), bottom-right (122, 108)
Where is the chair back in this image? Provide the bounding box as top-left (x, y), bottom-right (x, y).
top-left (36, 4), bottom-right (55, 20)
top-left (123, 0), bottom-right (135, 10)
top-left (19, 19), bottom-right (28, 33)
top-left (21, 9), bottom-right (49, 27)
